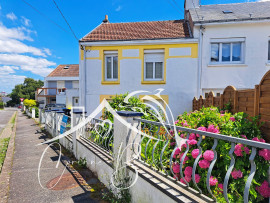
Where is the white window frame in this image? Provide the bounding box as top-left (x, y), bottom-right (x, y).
top-left (210, 38), bottom-right (245, 64)
top-left (104, 52), bottom-right (118, 81)
top-left (144, 50), bottom-right (164, 81)
top-left (268, 40), bottom-right (270, 62)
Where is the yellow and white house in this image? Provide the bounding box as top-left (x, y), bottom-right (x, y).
top-left (79, 16), bottom-right (198, 118)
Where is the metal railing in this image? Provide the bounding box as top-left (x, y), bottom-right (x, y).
top-left (78, 116), bottom-right (114, 155)
top-left (133, 118), bottom-right (270, 203)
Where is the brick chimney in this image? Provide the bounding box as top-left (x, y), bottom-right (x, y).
top-left (185, 0), bottom-right (200, 10)
top-left (103, 15), bottom-right (109, 23)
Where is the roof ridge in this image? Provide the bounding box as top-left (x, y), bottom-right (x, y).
top-left (198, 1), bottom-right (269, 7)
top-left (103, 19), bottom-right (184, 24)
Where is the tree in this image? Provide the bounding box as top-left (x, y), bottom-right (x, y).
top-left (7, 78), bottom-right (44, 106)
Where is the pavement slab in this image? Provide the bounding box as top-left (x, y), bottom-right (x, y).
top-left (7, 112), bottom-right (99, 203)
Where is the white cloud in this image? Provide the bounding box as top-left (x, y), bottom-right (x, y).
top-left (0, 54), bottom-right (56, 76)
top-left (115, 5), bottom-right (122, 12)
top-left (21, 16), bottom-right (31, 27)
top-left (0, 39), bottom-right (47, 56)
top-left (43, 48), bottom-right (52, 56)
top-left (0, 65), bottom-right (19, 75)
top-left (0, 23), bottom-right (33, 41)
top-left (6, 12), bottom-right (17, 21)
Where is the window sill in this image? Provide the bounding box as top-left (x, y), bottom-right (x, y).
top-left (208, 63), bottom-right (248, 68)
top-left (266, 62), bottom-right (270, 66)
top-left (101, 81), bottom-right (120, 85)
top-left (141, 80), bottom-right (166, 85)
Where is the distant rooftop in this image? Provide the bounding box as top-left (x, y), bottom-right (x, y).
top-left (189, 1), bottom-right (270, 24)
top-left (47, 64), bottom-right (79, 77)
top-left (80, 19), bottom-right (191, 42)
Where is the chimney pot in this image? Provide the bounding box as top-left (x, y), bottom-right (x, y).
top-left (103, 15), bottom-right (109, 23)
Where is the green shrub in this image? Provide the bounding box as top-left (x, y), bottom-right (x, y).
top-left (23, 99), bottom-right (36, 109)
top-left (0, 102), bottom-right (4, 109)
top-left (168, 107), bottom-right (268, 202)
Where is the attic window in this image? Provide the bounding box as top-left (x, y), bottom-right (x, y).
top-left (64, 66), bottom-right (69, 69)
top-left (223, 10), bottom-right (233, 14)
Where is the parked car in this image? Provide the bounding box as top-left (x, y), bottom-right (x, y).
top-left (18, 105), bottom-right (22, 109)
top-left (44, 104), bottom-right (66, 111)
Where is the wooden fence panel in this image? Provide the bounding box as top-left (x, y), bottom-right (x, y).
top-left (191, 70), bottom-right (270, 142)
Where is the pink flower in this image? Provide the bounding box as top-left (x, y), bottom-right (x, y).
top-left (173, 148), bottom-right (181, 158)
top-left (252, 137), bottom-right (260, 142)
top-left (185, 175), bottom-right (192, 183)
top-left (179, 154), bottom-right (189, 164)
top-left (182, 121), bottom-right (189, 127)
top-left (260, 138), bottom-right (266, 143)
top-left (220, 114), bottom-right (225, 117)
top-left (198, 160), bottom-right (210, 169)
top-left (256, 180), bottom-right (270, 198)
top-left (180, 178), bottom-right (187, 185)
top-left (203, 150), bottom-right (214, 161)
top-left (230, 117), bottom-right (236, 122)
top-left (174, 120), bottom-right (179, 124)
top-left (196, 126), bottom-right (207, 137)
top-left (170, 130), bottom-right (174, 135)
top-left (207, 125), bottom-right (220, 134)
top-left (187, 139), bottom-right (197, 146)
top-left (209, 176), bottom-right (218, 186)
top-left (220, 110), bottom-right (225, 114)
top-left (197, 126), bottom-right (207, 131)
top-left (195, 174), bottom-right (201, 183)
top-left (218, 184), bottom-right (223, 191)
top-left (180, 134), bottom-right (185, 138)
top-left (244, 147), bottom-right (250, 155)
top-left (189, 133), bottom-right (196, 140)
top-left (173, 174), bottom-right (180, 180)
top-left (184, 166), bottom-right (193, 177)
top-left (240, 135), bottom-right (247, 139)
top-left (231, 169), bottom-right (243, 179)
top-left (192, 149), bottom-right (200, 159)
top-left (234, 144), bottom-right (244, 157)
top-left (259, 149), bottom-right (270, 161)
top-left (172, 163), bottom-right (180, 173)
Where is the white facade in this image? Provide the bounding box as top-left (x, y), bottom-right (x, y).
top-left (79, 39), bottom-right (199, 119)
top-left (39, 76), bottom-right (79, 108)
top-left (192, 17), bottom-right (270, 98)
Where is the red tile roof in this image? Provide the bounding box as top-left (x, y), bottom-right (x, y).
top-left (81, 20), bottom-right (190, 42)
top-left (47, 64), bottom-right (79, 77)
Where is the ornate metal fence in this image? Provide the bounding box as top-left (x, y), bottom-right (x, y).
top-left (133, 118), bottom-right (270, 203)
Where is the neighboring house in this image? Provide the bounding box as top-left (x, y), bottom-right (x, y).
top-left (185, 0), bottom-right (270, 98)
top-left (36, 64), bottom-right (79, 109)
top-left (79, 15), bottom-right (198, 118)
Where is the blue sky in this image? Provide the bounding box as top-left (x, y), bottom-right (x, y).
top-left (0, 0), bottom-right (264, 93)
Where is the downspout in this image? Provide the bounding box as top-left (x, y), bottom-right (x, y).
top-left (83, 46), bottom-right (87, 111)
top-left (198, 25), bottom-right (203, 97)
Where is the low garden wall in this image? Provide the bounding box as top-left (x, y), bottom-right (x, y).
top-left (193, 70), bottom-right (270, 142)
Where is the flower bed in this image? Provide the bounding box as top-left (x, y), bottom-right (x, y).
top-left (170, 107), bottom-right (269, 202)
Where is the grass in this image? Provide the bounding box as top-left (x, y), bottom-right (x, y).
top-left (0, 138), bottom-right (10, 172)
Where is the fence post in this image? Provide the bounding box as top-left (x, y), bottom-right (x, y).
top-left (220, 94), bottom-right (224, 110)
top-left (254, 85), bottom-right (260, 117)
top-left (72, 110), bottom-right (84, 158)
top-left (234, 90), bottom-right (238, 114)
top-left (32, 108), bottom-right (35, 118)
top-left (114, 111), bottom-right (143, 168)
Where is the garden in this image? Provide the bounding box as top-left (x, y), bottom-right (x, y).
top-left (99, 94), bottom-right (270, 203)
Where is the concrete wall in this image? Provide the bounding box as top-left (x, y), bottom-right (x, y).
top-left (193, 21), bottom-right (270, 95)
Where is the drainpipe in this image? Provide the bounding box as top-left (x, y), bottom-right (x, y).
top-left (198, 25), bottom-right (203, 98)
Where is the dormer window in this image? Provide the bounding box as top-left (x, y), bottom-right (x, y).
top-left (223, 10), bottom-right (233, 14)
top-left (64, 66), bottom-right (69, 69)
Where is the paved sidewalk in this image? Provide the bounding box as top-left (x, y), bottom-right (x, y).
top-left (8, 112), bottom-right (98, 203)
